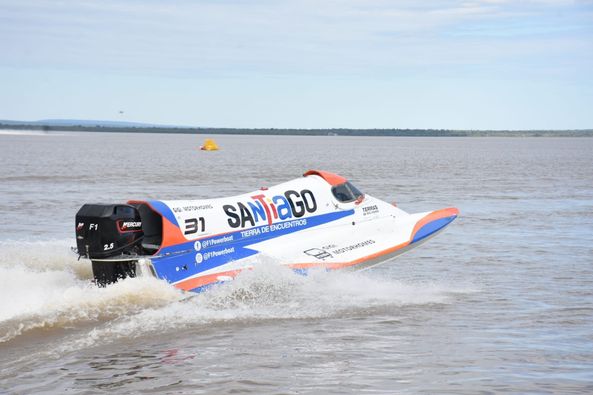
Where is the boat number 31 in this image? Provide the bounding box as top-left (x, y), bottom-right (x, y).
top-left (184, 217), bottom-right (206, 235)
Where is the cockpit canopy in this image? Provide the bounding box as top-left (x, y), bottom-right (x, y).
top-left (331, 181), bottom-right (364, 203)
top-left (303, 170), bottom-right (365, 204)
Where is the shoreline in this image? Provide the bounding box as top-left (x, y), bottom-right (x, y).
top-left (1, 123), bottom-right (591, 137)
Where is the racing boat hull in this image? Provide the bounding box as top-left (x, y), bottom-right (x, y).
top-left (74, 170), bottom-right (458, 292)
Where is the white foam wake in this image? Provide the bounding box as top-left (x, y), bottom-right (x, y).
top-left (0, 240), bottom-right (473, 348)
top-left (55, 262), bottom-right (472, 353)
top-left (0, 240), bottom-right (181, 343)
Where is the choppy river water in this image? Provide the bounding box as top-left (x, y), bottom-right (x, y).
top-left (1, 132), bottom-right (592, 393)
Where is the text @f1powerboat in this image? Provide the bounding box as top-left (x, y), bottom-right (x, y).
top-left (74, 170), bottom-right (459, 292)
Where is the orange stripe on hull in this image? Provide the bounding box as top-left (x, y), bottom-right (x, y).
top-left (127, 199), bottom-right (187, 250)
top-left (410, 207), bottom-right (459, 241)
top-left (161, 217), bottom-right (187, 248)
top-left (174, 269), bottom-right (244, 291)
top-left (172, 207), bottom-right (458, 291)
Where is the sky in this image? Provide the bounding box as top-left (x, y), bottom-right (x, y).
top-left (0, 0), bottom-right (592, 129)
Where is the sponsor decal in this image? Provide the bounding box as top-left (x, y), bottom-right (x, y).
top-left (202, 247), bottom-right (236, 261)
top-left (117, 220), bottom-right (142, 232)
top-left (332, 240), bottom-right (375, 255)
top-left (241, 228), bottom-right (261, 238)
top-left (223, 189), bottom-right (317, 228)
top-left (238, 218), bottom-right (309, 238)
top-left (76, 222), bottom-right (84, 231)
top-left (304, 248), bottom-right (333, 260)
top-left (195, 245), bottom-right (239, 266)
top-left (201, 235), bottom-right (234, 249)
top-left (172, 204), bottom-right (214, 213)
top-left (362, 205), bottom-right (379, 216)
top-left (269, 218), bottom-right (307, 231)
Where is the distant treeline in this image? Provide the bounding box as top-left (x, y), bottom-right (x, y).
top-left (1, 123), bottom-right (592, 137)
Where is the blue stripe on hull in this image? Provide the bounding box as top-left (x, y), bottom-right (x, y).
top-left (411, 216), bottom-right (456, 244)
top-left (152, 209), bottom-right (354, 284)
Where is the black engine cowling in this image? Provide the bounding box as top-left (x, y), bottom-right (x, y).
top-left (76, 204), bottom-right (144, 259)
top-left (76, 204), bottom-right (144, 286)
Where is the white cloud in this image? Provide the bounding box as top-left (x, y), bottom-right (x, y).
top-left (0, 0), bottom-right (591, 79)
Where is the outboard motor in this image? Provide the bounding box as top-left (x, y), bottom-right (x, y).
top-left (75, 204), bottom-right (144, 286)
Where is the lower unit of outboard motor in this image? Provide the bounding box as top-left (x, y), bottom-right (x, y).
top-left (75, 203), bottom-right (144, 286)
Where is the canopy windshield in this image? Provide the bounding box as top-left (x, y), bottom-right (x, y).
top-left (331, 182), bottom-right (364, 203)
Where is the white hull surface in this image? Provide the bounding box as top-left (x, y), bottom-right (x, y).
top-left (76, 170), bottom-right (458, 292)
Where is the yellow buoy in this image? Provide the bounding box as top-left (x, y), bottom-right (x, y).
top-left (200, 138), bottom-right (219, 151)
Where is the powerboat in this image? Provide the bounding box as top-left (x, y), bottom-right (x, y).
top-left (74, 170), bottom-right (458, 292)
